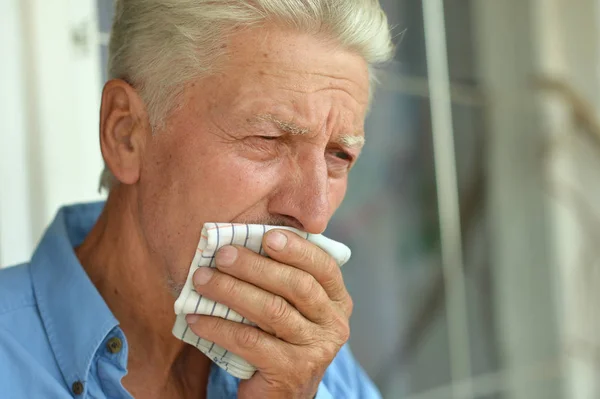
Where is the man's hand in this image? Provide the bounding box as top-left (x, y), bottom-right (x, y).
top-left (185, 229), bottom-right (353, 399)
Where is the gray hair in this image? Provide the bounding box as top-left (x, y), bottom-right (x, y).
top-left (100, 0), bottom-right (394, 191)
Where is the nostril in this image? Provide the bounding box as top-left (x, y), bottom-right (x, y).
top-left (260, 214), bottom-right (304, 230)
top-left (276, 215), bottom-right (304, 231)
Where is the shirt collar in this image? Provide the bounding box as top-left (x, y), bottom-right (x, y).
top-left (30, 202), bottom-right (118, 388)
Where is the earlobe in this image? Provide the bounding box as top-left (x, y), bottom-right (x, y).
top-left (99, 79), bottom-right (149, 186)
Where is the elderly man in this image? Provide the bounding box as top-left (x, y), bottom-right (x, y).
top-left (0, 1), bottom-right (393, 398)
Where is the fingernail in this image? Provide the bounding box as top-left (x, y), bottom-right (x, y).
top-left (216, 246), bottom-right (238, 267)
top-left (266, 231), bottom-right (287, 251)
top-left (186, 314), bottom-right (200, 325)
top-left (194, 267), bottom-right (214, 285)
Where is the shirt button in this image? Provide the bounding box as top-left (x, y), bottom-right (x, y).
top-left (72, 381), bottom-right (84, 395)
top-left (106, 337), bottom-right (123, 354)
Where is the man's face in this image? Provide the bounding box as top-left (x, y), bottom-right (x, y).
top-left (136, 26), bottom-right (370, 290)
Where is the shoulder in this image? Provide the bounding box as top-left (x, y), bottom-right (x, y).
top-left (319, 344), bottom-right (382, 399)
top-left (0, 325), bottom-right (69, 397)
top-left (0, 264), bottom-right (68, 397)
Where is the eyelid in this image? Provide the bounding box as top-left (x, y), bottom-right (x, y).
top-left (335, 151), bottom-right (352, 161)
top-left (258, 135), bottom-right (279, 140)
top-left (327, 155), bottom-right (353, 177)
top-left (328, 147), bottom-right (356, 161)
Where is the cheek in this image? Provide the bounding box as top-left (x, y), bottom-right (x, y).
top-left (136, 139), bottom-right (284, 283)
top-left (203, 156), bottom-right (282, 206)
top-left (161, 132), bottom-right (284, 223)
top-left (135, 143), bottom-right (195, 253)
top-left (134, 135), bottom-right (212, 268)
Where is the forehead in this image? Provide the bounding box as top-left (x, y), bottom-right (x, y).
top-left (213, 25), bottom-right (371, 127)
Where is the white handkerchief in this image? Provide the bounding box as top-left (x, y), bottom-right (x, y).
top-left (172, 223), bottom-right (351, 380)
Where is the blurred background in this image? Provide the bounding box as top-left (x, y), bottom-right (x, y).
top-left (1, 0), bottom-right (599, 398)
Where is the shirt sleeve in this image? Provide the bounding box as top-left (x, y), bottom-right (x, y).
top-left (317, 344), bottom-right (382, 399)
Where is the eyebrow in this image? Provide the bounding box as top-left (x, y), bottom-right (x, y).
top-left (257, 113), bottom-right (365, 149)
top-left (336, 134), bottom-right (365, 149)
top-left (258, 114), bottom-right (311, 136)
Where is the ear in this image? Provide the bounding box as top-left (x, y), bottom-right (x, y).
top-left (99, 79), bottom-right (150, 186)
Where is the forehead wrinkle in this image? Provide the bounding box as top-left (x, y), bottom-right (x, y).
top-left (256, 67), bottom-right (369, 106)
top-left (275, 83), bottom-right (369, 107)
top-left (261, 67), bottom-right (367, 92)
top-left (312, 72), bottom-right (369, 104)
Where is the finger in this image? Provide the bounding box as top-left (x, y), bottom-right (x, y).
top-left (215, 245), bottom-right (336, 324)
top-left (192, 266), bottom-right (316, 344)
top-left (186, 315), bottom-right (288, 371)
top-left (262, 230), bottom-right (351, 308)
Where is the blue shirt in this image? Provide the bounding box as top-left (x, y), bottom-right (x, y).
top-left (0, 202), bottom-right (381, 398)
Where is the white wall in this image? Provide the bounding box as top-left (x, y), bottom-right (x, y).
top-left (0, 0), bottom-right (32, 267)
top-left (0, 0), bottom-right (105, 267)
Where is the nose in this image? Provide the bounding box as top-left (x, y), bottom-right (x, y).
top-left (267, 154), bottom-right (331, 234)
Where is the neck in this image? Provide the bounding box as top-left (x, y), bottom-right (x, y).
top-left (76, 187), bottom-right (210, 397)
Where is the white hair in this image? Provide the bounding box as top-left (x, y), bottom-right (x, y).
top-left (100, 0), bottom-right (394, 191)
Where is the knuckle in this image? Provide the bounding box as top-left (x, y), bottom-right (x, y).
top-left (329, 314), bottom-right (351, 344)
top-left (321, 344), bottom-right (338, 362)
top-left (339, 322), bottom-right (351, 343)
top-left (323, 257), bottom-right (338, 275)
top-left (197, 316), bottom-right (227, 338)
top-left (248, 252), bottom-right (266, 274)
top-left (265, 295), bottom-right (290, 324)
top-left (211, 316), bottom-right (227, 333)
top-left (312, 343), bottom-right (338, 366)
top-left (345, 296), bottom-right (354, 317)
top-left (219, 276), bottom-right (239, 297)
top-left (298, 242), bottom-right (317, 264)
top-left (321, 277), bottom-right (339, 296)
top-left (320, 262), bottom-right (341, 289)
top-left (235, 326), bottom-right (261, 350)
top-left (324, 260), bottom-right (340, 280)
top-left (293, 274), bottom-right (319, 303)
